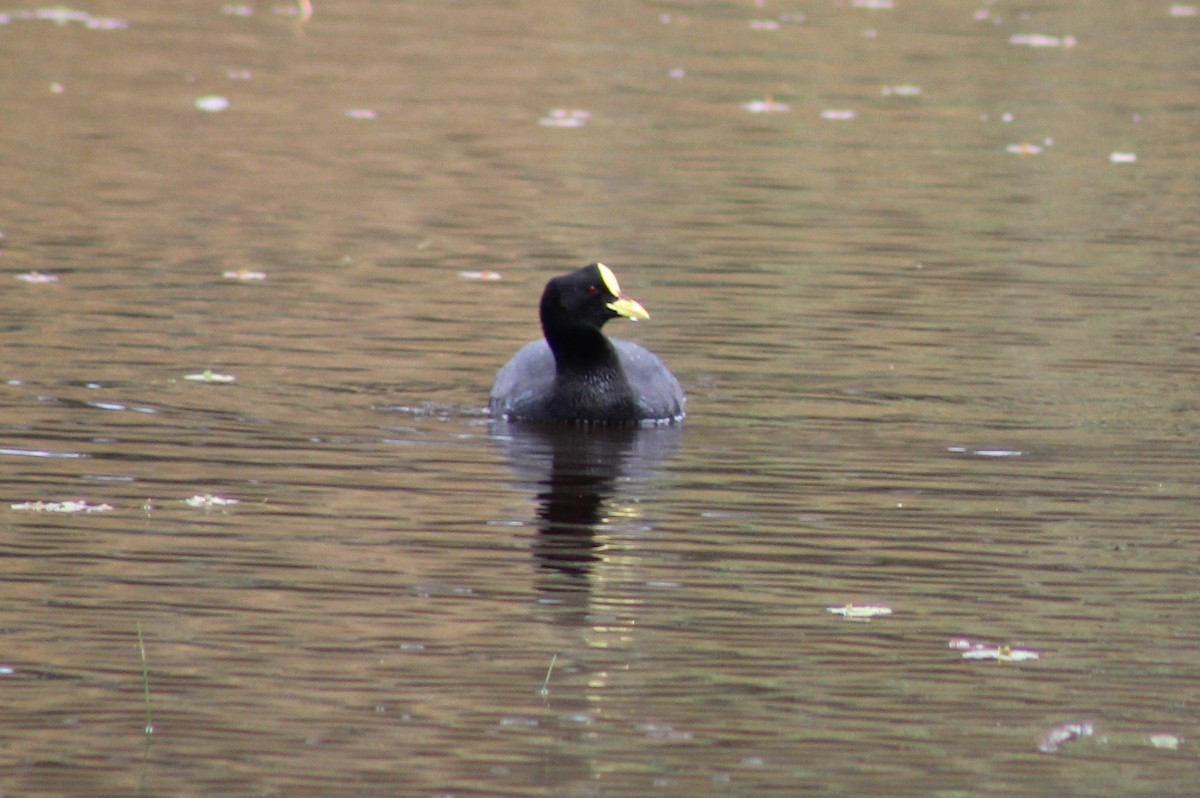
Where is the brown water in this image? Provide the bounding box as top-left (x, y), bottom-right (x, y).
top-left (2, 2), bottom-right (1199, 796)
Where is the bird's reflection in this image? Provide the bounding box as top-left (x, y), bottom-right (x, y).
top-left (491, 421), bottom-right (682, 616)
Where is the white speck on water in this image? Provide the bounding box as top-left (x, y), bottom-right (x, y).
top-left (1009, 33), bottom-right (1077, 48)
top-left (195, 95), bottom-right (230, 112)
top-left (11, 499), bottom-right (114, 513)
top-left (222, 269), bottom-right (267, 280)
top-left (743, 98), bottom-right (790, 113)
top-left (184, 370), bottom-right (236, 383)
top-left (184, 494), bottom-right (239, 508)
top-left (948, 446), bottom-right (1025, 457)
top-left (538, 108), bottom-right (591, 127)
top-left (15, 271), bottom-right (59, 283)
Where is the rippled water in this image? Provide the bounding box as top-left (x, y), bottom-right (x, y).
top-left (3, 2), bottom-right (1199, 796)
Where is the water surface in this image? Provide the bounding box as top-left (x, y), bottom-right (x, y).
top-left (2, 2), bottom-right (1198, 796)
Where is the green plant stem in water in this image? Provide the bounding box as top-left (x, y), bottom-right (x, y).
top-left (538, 653), bottom-right (558, 697)
top-left (137, 622), bottom-right (154, 735)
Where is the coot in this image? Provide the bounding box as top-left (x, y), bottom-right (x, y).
top-left (489, 263), bottom-right (685, 424)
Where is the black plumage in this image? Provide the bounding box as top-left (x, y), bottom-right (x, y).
top-left (489, 263), bottom-right (685, 425)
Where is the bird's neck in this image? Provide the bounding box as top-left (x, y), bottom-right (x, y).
top-left (544, 326), bottom-right (619, 376)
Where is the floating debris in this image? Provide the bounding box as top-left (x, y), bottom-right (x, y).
top-left (272, 0), bottom-right (311, 18)
top-left (86, 400), bottom-right (130, 411)
top-left (0, 446), bottom-right (87, 459)
top-left (498, 716), bottom-right (539, 728)
top-left (459, 270), bottom-right (502, 281)
top-left (15, 271), bottom-right (59, 283)
top-left (742, 98), bottom-right (790, 114)
top-left (820, 109), bottom-right (857, 120)
top-left (852, 0), bottom-right (894, 8)
top-left (950, 637), bottom-right (1039, 662)
top-left (1038, 720), bottom-right (1094, 753)
top-left (827, 604), bottom-right (893, 621)
top-left (950, 637), bottom-right (998, 653)
top-left (221, 3), bottom-right (254, 16)
top-left (1148, 733), bottom-right (1181, 750)
top-left (0, 8), bottom-right (128, 28)
top-left (184, 370), bottom-right (236, 383)
top-left (195, 95), bottom-right (230, 113)
top-left (882, 84), bottom-right (922, 97)
top-left (1109, 151), bottom-right (1137, 164)
top-left (1009, 33), bottom-right (1077, 48)
top-left (538, 108), bottom-right (591, 128)
top-left (345, 108), bottom-right (377, 120)
top-left (12, 500), bottom-right (114, 513)
top-left (184, 494), bottom-right (239, 508)
top-left (947, 446), bottom-right (1025, 458)
top-left (1006, 142), bottom-right (1044, 155)
top-left (668, 67), bottom-right (686, 79)
top-left (222, 268), bottom-right (267, 281)
top-left (637, 722), bottom-right (694, 741)
top-left (1169, 4), bottom-right (1198, 16)
top-left (963, 645), bottom-right (1039, 663)
top-left (749, 19), bottom-right (779, 30)
top-left (226, 68), bottom-right (254, 80)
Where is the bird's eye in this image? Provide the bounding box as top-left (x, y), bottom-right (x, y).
top-left (587, 284), bottom-right (601, 295)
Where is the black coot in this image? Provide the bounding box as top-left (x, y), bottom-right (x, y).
top-left (489, 263), bottom-right (685, 424)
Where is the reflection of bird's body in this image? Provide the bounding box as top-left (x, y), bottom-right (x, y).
top-left (489, 263), bottom-right (685, 425)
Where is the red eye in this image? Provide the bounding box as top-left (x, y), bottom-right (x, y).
top-left (587, 284), bottom-right (600, 295)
